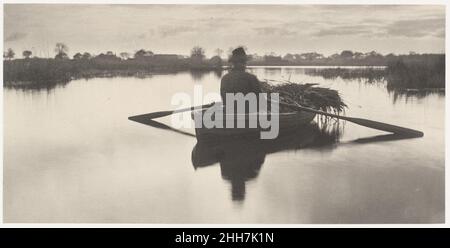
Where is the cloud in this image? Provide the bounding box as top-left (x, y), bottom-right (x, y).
top-left (313, 25), bottom-right (375, 37)
top-left (158, 25), bottom-right (196, 38)
top-left (312, 17), bottom-right (445, 38)
top-left (385, 18), bottom-right (445, 38)
top-left (435, 29), bottom-right (445, 38)
top-left (254, 27), bottom-right (297, 36)
top-left (195, 17), bottom-right (238, 28)
top-left (5, 32), bottom-right (27, 42)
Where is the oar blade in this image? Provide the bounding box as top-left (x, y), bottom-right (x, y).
top-left (348, 117), bottom-right (424, 137)
top-left (128, 111), bottom-right (174, 122)
top-left (128, 102), bottom-right (215, 122)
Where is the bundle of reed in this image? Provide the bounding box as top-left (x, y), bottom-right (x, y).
top-left (260, 80), bottom-right (347, 122)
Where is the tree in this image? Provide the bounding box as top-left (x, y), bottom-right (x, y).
top-left (353, 52), bottom-right (364, 59)
top-left (54, 43), bottom-right (68, 54)
top-left (214, 48), bottom-right (223, 57)
top-left (190, 46), bottom-right (205, 61)
top-left (386, 53), bottom-right (396, 58)
top-left (120, 52), bottom-right (130, 60)
top-left (134, 49), bottom-right (153, 58)
top-left (4, 48), bottom-right (15, 60)
top-left (340, 50), bottom-right (354, 59)
top-left (330, 53), bottom-right (340, 59)
top-left (283, 53), bottom-right (295, 61)
top-left (82, 52), bottom-right (92, 60)
top-left (300, 52), bottom-right (323, 60)
top-left (236, 45), bottom-right (248, 53)
top-left (366, 51), bottom-right (382, 58)
top-left (227, 47), bottom-right (234, 57)
top-left (209, 55), bottom-right (223, 68)
top-left (73, 52), bottom-right (83, 60)
top-left (55, 52), bottom-right (69, 60)
top-left (22, 50), bottom-right (32, 59)
top-left (54, 43), bottom-right (69, 59)
top-left (106, 51), bottom-right (114, 56)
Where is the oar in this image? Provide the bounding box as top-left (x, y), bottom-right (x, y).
top-left (128, 102), bottom-right (215, 121)
top-left (278, 102), bottom-right (424, 137)
top-left (131, 118), bottom-right (196, 137)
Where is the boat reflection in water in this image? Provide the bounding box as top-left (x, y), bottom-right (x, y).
top-left (191, 123), bottom-right (341, 201)
top-left (128, 116), bottom-right (420, 203)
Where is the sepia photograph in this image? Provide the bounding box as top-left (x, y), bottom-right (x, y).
top-left (2, 2), bottom-right (445, 224)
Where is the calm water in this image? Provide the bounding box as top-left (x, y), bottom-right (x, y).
top-left (4, 67), bottom-right (444, 223)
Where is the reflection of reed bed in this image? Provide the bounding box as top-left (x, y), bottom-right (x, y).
top-left (316, 115), bottom-right (344, 140)
top-left (4, 80), bottom-right (70, 91)
top-left (314, 121), bottom-right (342, 145)
top-left (388, 88), bottom-right (445, 103)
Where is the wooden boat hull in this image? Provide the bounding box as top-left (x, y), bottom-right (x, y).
top-left (192, 108), bottom-right (316, 141)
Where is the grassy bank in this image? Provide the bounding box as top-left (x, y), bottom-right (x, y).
top-left (4, 54), bottom-right (445, 93)
top-left (3, 57), bottom-right (222, 87)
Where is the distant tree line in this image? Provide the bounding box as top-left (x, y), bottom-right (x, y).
top-left (3, 43), bottom-right (445, 91)
top-left (3, 43), bottom-right (224, 85)
top-left (3, 43), bottom-right (442, 67)
top-left (247, 50), bottom-right (438, 66)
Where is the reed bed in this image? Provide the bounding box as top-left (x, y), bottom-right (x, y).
top-left (386, 58), bottom-right (445, 90)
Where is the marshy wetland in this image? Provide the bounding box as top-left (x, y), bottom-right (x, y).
top-left (4, 66), bottom-right (444, 223)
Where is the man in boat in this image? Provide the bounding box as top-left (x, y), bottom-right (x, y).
top-left (218, 47), bottom-right (280, 139)
top-left (220, 47), bottom-right (262, 109)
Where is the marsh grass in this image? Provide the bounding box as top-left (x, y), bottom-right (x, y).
top-left (304, 55), bottom-right (445, 98)
top-left (3, 57), bottom-right (221, 88)
top-left (386, 57), bottom-right (445, 90)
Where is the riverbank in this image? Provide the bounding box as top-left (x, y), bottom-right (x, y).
top-left (3, 54), bottom-right (445, 93)
top-left (3, 57), bottom-right (222, 87)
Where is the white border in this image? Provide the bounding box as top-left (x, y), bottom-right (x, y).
top-left (0, 0), bottom-right (448, 228)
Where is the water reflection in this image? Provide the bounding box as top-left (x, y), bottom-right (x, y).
top-left (388, 87), bottom-right (445, 104)
top-left (128, 117), bottom-right (196, 137)
top-left (6, 66), bottom-right (444, 103)
top-left (191, 123), bottom-right (340, 201)
top-left (133, 115), bottom-right (426, 203)
top-left (189, 69), bottom-right (223, 81)
top-left (4, 80), bottom-right (70, 92)
top-left (4, 67), bottom-right (444, 223)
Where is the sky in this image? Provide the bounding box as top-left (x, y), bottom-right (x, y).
top-left (3, 4), bottom-right (446, 58)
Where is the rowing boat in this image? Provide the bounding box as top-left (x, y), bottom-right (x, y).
top-left (191, 106), bottom-right (316, 141)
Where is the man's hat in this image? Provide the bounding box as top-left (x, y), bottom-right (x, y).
top-left (229, 47), bottom-right (248, 64)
